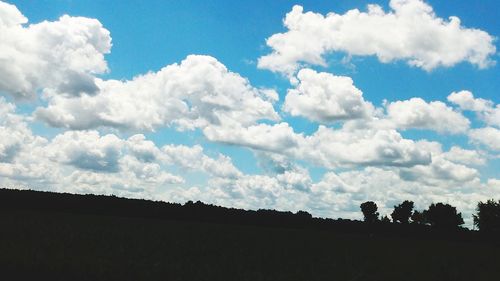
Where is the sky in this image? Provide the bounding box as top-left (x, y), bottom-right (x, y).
top-left (0, 0), bottom-right (499, 226)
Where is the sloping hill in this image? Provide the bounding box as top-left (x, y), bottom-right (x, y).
top-left (0, 189), bottom-right (499, 281)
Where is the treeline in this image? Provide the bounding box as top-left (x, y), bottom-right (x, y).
top-left (360, 200), bottom-right (500, 233)
top-left (1, 188), bottom-right (499, 238)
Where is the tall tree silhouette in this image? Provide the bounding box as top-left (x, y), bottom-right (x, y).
top-left (411, 210), bottom-right (426, 225)
top-left (360, 201), bottom-right (379, 223)
top-left (391, 200), bottom-right (414, 224)
top-left (423, 203), bottom-right (464, 229)
top-left (473, 199), bottom-right (500, 233)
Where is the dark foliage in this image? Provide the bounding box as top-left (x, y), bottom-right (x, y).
top-left (381, 215), bottom-right (391, 223)
top-left (360, 201), bottom-right (379, 223)
top-left (0, 189), bottom-right (499, 281)
top-left (391, 200), bottom-right (414, 224)
top-left (423, 203), bottom-right (464, 229)
top-left (411, 210), bottom-right (426, 225)
top-left (474, 199), bottom-right (500, 233)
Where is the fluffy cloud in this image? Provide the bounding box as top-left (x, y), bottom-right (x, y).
top-left (299, 125), bottom-right (431, 168)
top-left (205, 120), bottom-right (431, 169)
top-left (258, 0), bottom-right (496, 75)
top-left (47, 131), bottom-right (124, 173)
top-left (162, 144), bottom-right (242, 179)
top-left (35, 55), bottom-right (279, 132)
top-left (126, 134), bottom-right (162, 163)
top-left (386, 97), bottom-right (470, 133)
top-left (448, 90), bottom-right (493, 112)
top-left (0, 1), bottom-right (111, 99)
top-left (203, 122), bottom-right (303, 153)
top-left (448, 91), bottom-right (500, 128)
top-left (469, 127), bottom-right (500, 151)
top-left (443, 146), bottom-right (486, 166)
top-left (399, 156), bottom-right (479, 186)
top-left (0, 98), bottom-right (24, 162)
top-left (0, 0), bottom-right (498, 227)
top-left (283, 68), bottom-right (374, 123)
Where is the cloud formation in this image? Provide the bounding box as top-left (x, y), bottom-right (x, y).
top-left (35, 55), bottom-right (279, 132)
top-left (258, 0), bottom-right (496, 75)
top-left (283, 68), bottom-right (374, 123)
top-left (386, 97), bottom-right (470, 133)
top-left (0, 1), bottom-right (111, 99)
top-left (0, 0), bottom-right (497, 227)
top-left (448, 91), bottom-right (500, 128)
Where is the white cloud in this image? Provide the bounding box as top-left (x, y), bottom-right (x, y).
top-left (448, 91), bottom-right (500, 128)
top-left (386, 97), bottom-right (470, 133)
top-left (397, 141), bottom-right (482, 188)
top-left (283, 68), bottom-right (374, 123)
top-left (0, 98), bottom-right (24, 162)
top-left (443, 146), bottom-right (486, 166)
top-left (203, 122), bottom-right (303, 153)
top-left (299, 125), bottom-right (431, 168)
top-left (0, 0), bottom-right (498, 228)
top-left (258, 0), bottom-right (496, 75)
top-left (35, 55), bottom-right (279, 132)
top-left (126, 134), bottom-right (162, 163)
top-left (0, 1), bottom-right (111, 99)
top-left (162, 144), bottom-right (242, 179)
top-left (399, 156), bottom-right (479, 186)
top-left (47, 131), bottom-right (124, 173)
top-left (206, 119), bottom-right (432, 169)
top-left (448, 90), bottom-right (493, 112)
top-left (469, 127), bottom-right (500, 151)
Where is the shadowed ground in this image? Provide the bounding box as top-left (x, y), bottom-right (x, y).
top-left (0, 189), bottom-right (499, 281)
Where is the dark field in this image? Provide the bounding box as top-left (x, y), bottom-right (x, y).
top-left (0, 190), bottom-right (499, 281)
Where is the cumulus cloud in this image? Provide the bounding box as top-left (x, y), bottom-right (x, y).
top-left (399, 157), bottom-right (479, 186)
top-left (386, 97), bottom-right (470, 133)
top-left (126, 134), bottom-right (162, 163)
top-left (448, 91), bottom-right (500, 128)
top-left (203, 122), bottom-right (303, 153)
top-left (0, 1), bottom-right (111, 99)
top-left (469, 127), bottom-right (500, 151)
top-left (1, 0), bottom-right (498, 227)
top-left (398, 141), bottom-right (481, 187)
top-left (162, 144), bottom-right (242, 179)
top-left (47, 131), bottom-right (124, 173)
top-left (443, 146), bottom-right (486, 166)
top-left (0, 98), bottom-right (49, 183)
top-left (258, 0), bottom-right (496, 75)
top-left (283, 68), bottom-right (374, 123)
top-left (0, 98), bottom-right (24, 162)
top-left (35, 55), bottom-right (279, 132)
top-left (299, 125), bottom-right (431, 168)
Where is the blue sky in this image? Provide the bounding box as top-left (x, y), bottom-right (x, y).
top-left (1, 0), bottom-right (499, 225)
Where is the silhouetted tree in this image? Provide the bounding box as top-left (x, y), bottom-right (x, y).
top-left (423, 203), bottom-right (464, 229)
top-left (391, 200), bottom-right (414, 224)
top-left (295, 210), bottom-right (313, 219)
top-left (473, 199), bottom-right (500, 233)
top-left (380, 215), bottom-right (391, 223)
top-left (411, 210), bottom-right (426, 224)
top-left (360, 201), bottom-right (379, 223)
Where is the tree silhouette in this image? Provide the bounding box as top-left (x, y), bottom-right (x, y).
top-left (360, 201), bottom-right (379, 223)
top-left (423, 203), bottom-right (464, 229)
top-left (473, 199), bottom-right (500, 233)
top-left (391, 200), bottom-right (414, 224)
top-left (380, 215), bottom-right (391, 223)
top-left (411, 210), bottom-right (426, 225)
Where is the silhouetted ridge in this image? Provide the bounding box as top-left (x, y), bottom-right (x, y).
top-left (0, 188), bottom-right (487, 242)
